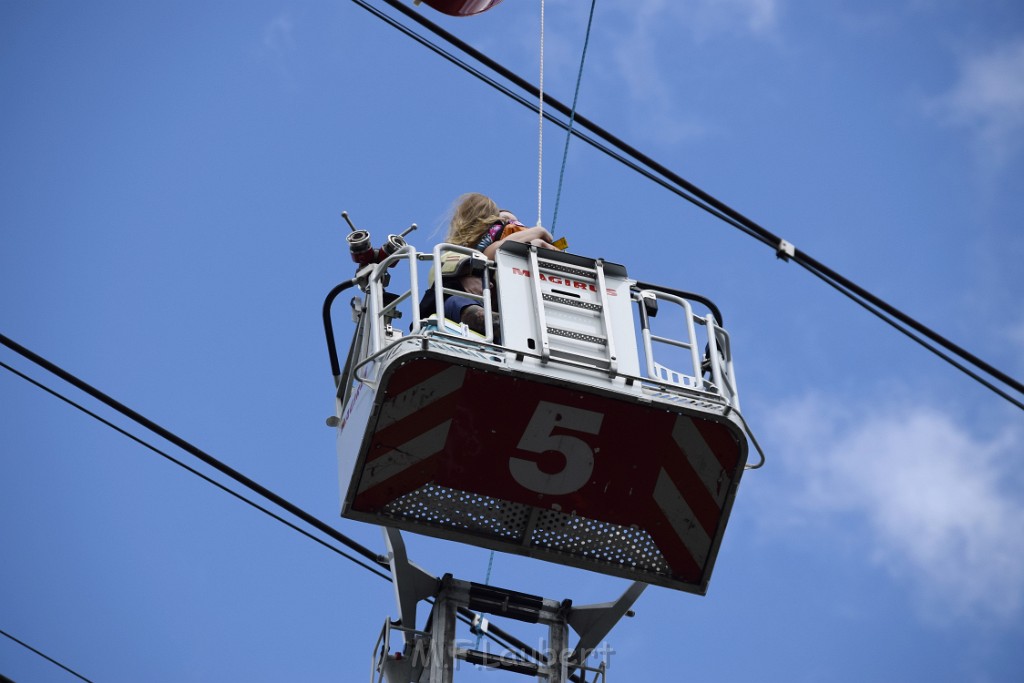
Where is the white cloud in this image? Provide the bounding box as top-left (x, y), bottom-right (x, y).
top-left (498, 0), bottom-right (781, 145)
top-left (594, 0), bottom-right (779, 144)
top-left (625, 0), bottom-right (779, 41)
top-left (932, 38), bottom-right (1024, 168)
top-left (765, 396), bottom-right (1024, 623)
top-left (604, 0), bottom-right (780, 51)
top-left (264, 12), bottom-right (296, 56)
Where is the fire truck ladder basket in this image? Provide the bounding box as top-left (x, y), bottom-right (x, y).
top-left (325, 241), bottom-right (753, 594)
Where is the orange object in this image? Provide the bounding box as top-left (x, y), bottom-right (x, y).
top-left (499, 224), bottom-right (568, 250)
top-left (498, 224), bottom-right (526, 240)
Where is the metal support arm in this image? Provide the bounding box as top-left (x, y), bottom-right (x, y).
top-left (567, 581), bottom-right (647, 670)
top-left (383, 526), bottom-right (439, 642)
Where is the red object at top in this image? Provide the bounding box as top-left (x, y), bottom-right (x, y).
top-left (417, 0), bottom-right (505, 17)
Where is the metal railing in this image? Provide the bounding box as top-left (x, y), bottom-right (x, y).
top-left (323, 244), bottom-right (739, 412)
top-left (635, 286), bottom-right (740, 410)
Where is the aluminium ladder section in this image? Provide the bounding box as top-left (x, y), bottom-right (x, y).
top-left (493, 242), bottom-right (639, 378)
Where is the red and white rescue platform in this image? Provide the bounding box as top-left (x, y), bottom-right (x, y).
top-left (324, 239), bottom-right (758, 594)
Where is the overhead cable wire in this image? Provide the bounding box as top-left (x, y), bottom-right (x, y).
top-left (0, 355), bottom-right (540, 669)
top-left (342, 1), bottom-right (712, 217)
top-left (797, 267), bottom-right (1024, 411)
top-left (0, 628), bottom-right (95, 683)
top-left (348, 0), bottom-right (1024, 409)
top-left (0, 335), bottom-right (546, 667)
top-left (341, 1), bottom-right (758, 241)
top-left (365, 0), bottom-right (774, 242)
top-left (537, 0), bottom-right (545, 226)
top-left (551, 0), bottom-right (598, 233)
top-left (792, 248), bottom-right (1024, 399)
top-left (0, 358), bottom-right (391, 580)
top-left (0, 332), bottom-right (386, 569)
top-left (475, 549), bottom-right (497, 650)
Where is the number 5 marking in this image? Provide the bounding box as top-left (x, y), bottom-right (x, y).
top-left (510, 401), bottom-right (604, 495)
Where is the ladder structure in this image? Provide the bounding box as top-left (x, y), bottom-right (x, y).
top-left (323, 234), bottom-right (762, 680)
top-left (325, 239), bottom-right (752, 594)
top-left (372, 528), bottom-right (645, 683)
top-left (493, 242), bottom-right (639, 378)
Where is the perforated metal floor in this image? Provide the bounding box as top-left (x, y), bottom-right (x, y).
top-left (381, 482), bottom-right (672, 578)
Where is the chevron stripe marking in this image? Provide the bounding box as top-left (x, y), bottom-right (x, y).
top-left (375, 365), bottom-right (466, 432)
top-left (357, 419), bottom-right (454, 494)
top-left (672, 416), bottom-right (731, 508)
top-left (652, 467), bottom-right (711, 568)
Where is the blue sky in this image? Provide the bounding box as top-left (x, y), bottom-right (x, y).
top-left (2, 0), bottom-right (1023, 681)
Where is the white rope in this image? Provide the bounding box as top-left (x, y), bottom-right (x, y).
top-left (537, 0), bottom-right (545, 226)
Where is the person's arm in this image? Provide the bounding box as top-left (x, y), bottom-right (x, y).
top-left (481, 226), bottom-right (556, 260)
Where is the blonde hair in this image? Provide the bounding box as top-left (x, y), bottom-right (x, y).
top-left (446, 193), bottom-right (501, 248)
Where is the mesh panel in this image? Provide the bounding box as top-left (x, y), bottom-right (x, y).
top-left (531, 510), bottom-right (669, 573)
top-left (537, 261), bottom-right (599, 280)
top-left (382, 483), bottom-right (532, 542)
top-left (381, 483), bottom-right (671, 577)
top-left (547, 327), bottom-right (607, 345)
top-left (542, 293), bottom-right (602, 311)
